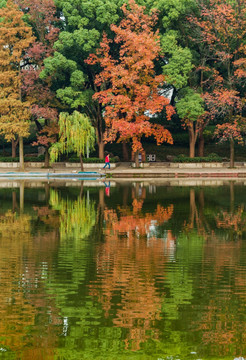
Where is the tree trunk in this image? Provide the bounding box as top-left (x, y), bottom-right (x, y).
top-left (20, 181), bottom-right (24, 214)
top-left (198, 189), bottom-right (204, 211)
top-left (80, 153), bottom-right (84, 172)
top-left (230, 138), bottom-right (234, 168)
top-left (99, 188), bottom-right (105, 210)
top-left (189, 188), bottom-right (196, 229)
top-left (230, 181), bottom-right (234, 212)
top-left (12, 138), bottom-right (18, 158)
top-left (45, 183), bottom-right (50, 203)
top-left (198, 131), bottom-right (205, 157)
top-left (189, 129), bottom-right (196, 158)
top-left (80, 181), bottom-right (84, 198)
top-left (12, 191), bottom-right (17, 212)
top-left (135, 150), bottom-right (139, 167)
top-left (19, 136), bottom-right (24, 170)
top-left (97, 188), bottom-right (105, 242)
top-left (122, 141), bottom-right (129, 161)
top-left (122, 186), bottom-right (129, 206)
top-left (95, 117), bottom-right (104, 159)
top-left (98, 140), bottom-right (104, 159)
top-left (44, 148), bottom-right (50, 167)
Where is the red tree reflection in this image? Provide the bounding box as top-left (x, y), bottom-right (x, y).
top-left (191, 204), bottom-right (246, 357)
top-left (91, 191), bottom-right (174, 350)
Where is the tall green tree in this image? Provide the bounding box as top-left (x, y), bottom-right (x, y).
top-left (151, 0), bottom-right (206, 157)
top-left (40, 0), bottom-right (122, 158)
top-left (176, 88), bottom-right (205, 158)
top-left (155, 0), bottom-right (196, 93)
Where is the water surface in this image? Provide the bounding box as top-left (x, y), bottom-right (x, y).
top-left (0, 181), bottom-right (245, 360)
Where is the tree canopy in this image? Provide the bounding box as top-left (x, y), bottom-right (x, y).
top-left (86, 0), bottom-right (175, 165)
top-left (0, 0), bottom-right (245, 164)
top-left (0, 0), bottom-right (34, 167)
top-left (50, 110), bottom-right (95, 170)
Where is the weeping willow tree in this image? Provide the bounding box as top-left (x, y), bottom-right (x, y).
top-left (49, 189), bottom-right (96, 246)
top-left (50, 111), bottom-right (96, 171)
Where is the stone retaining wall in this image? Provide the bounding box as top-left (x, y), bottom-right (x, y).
top-left (169, 162), bottom-right (245, 168)
top-left (0, 161), bottom-right (245, 169)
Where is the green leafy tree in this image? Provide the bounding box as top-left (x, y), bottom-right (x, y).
top-left (153, 0), bottom-right (209, 157)
top-left (50, 111), bottom-right (95, 170)
top-left (176, 88), bottom-right (205, 158)
top-left (40, 0), bottom-right (122, 158)
top-left (156, 0), bottom-right (196, 91)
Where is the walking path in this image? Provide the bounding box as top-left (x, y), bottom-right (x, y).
top-left (0, 161), bottom-right (246, 180)
top-left (105, 162), bottom-right (246, 179)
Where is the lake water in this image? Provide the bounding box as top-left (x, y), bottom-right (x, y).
top-left (0, 180), bottom-right (245, 360)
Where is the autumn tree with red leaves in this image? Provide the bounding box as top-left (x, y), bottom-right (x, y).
top-left (86, 0), bottom-right (174, 167)
top-left (189, 0), bottom-right (246, 167)
top-left (18, 0), bottom-right (60, 166)
top-left (0, 0), bottom-right (35, 169)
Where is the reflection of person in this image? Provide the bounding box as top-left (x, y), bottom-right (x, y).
top-left (103, 154), bottom-right (110, 169)
top-left (104, 181), bottom-right (111, 197)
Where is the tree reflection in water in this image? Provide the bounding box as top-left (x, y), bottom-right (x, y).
top-left (90, 184), bottom-right (174, 351)
top-left (183, 184), bottom-right (246, 358)
top-left (0, 185), bottom-right (97, 358)
top-left (1, 183), bottom-right (246, 358)
top-left (0, 188), bottom-right (62, 359)
top-left (49, 187), bottom-right (96, 244)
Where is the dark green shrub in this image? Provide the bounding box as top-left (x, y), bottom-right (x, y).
top-left (0, 155), bottom-right (45, 162)
top-left (0, 155), bottom-right (119, 163)
top-left (67, 156), bottom-right (119, 163)
top-left (25, 155), bottom-right (45, 162)
top-left (172, 154), bottom-right (222, 163)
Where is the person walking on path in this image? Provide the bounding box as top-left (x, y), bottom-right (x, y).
top-left (103, 153), bottom-right (110, 169)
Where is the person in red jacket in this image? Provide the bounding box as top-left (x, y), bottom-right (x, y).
top-left (103, 153), bottom-right (110, 169)
top-left (104, 181), bottom-right (111, 196)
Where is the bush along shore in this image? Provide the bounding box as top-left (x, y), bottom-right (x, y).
top-left (172, 154), bottom-right (223, 163)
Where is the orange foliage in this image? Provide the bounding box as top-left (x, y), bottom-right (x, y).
top-left (105, 203), bottom-right (173, 238)
top-left (215, 206), bottom-right (246, 235)
top-left (33, 205), bottom-right (60, 227)
top-left (189, 0), bottom-right (246, 147)
top-left (0, 207), bottom-right (62, 358)
top-left (193, 236), bottom-right (246, 356)
top-left (90, 199), bottom-right (174, 350)
top-left (86, 0), bottom-right (174, 153)
top-left (0, 0), bottom-right (35, 142)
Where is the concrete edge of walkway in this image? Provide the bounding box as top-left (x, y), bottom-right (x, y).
top-left (108, 172), bottom-right (246, 179)
top-left (0, 162), bottom-right (246, 180)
